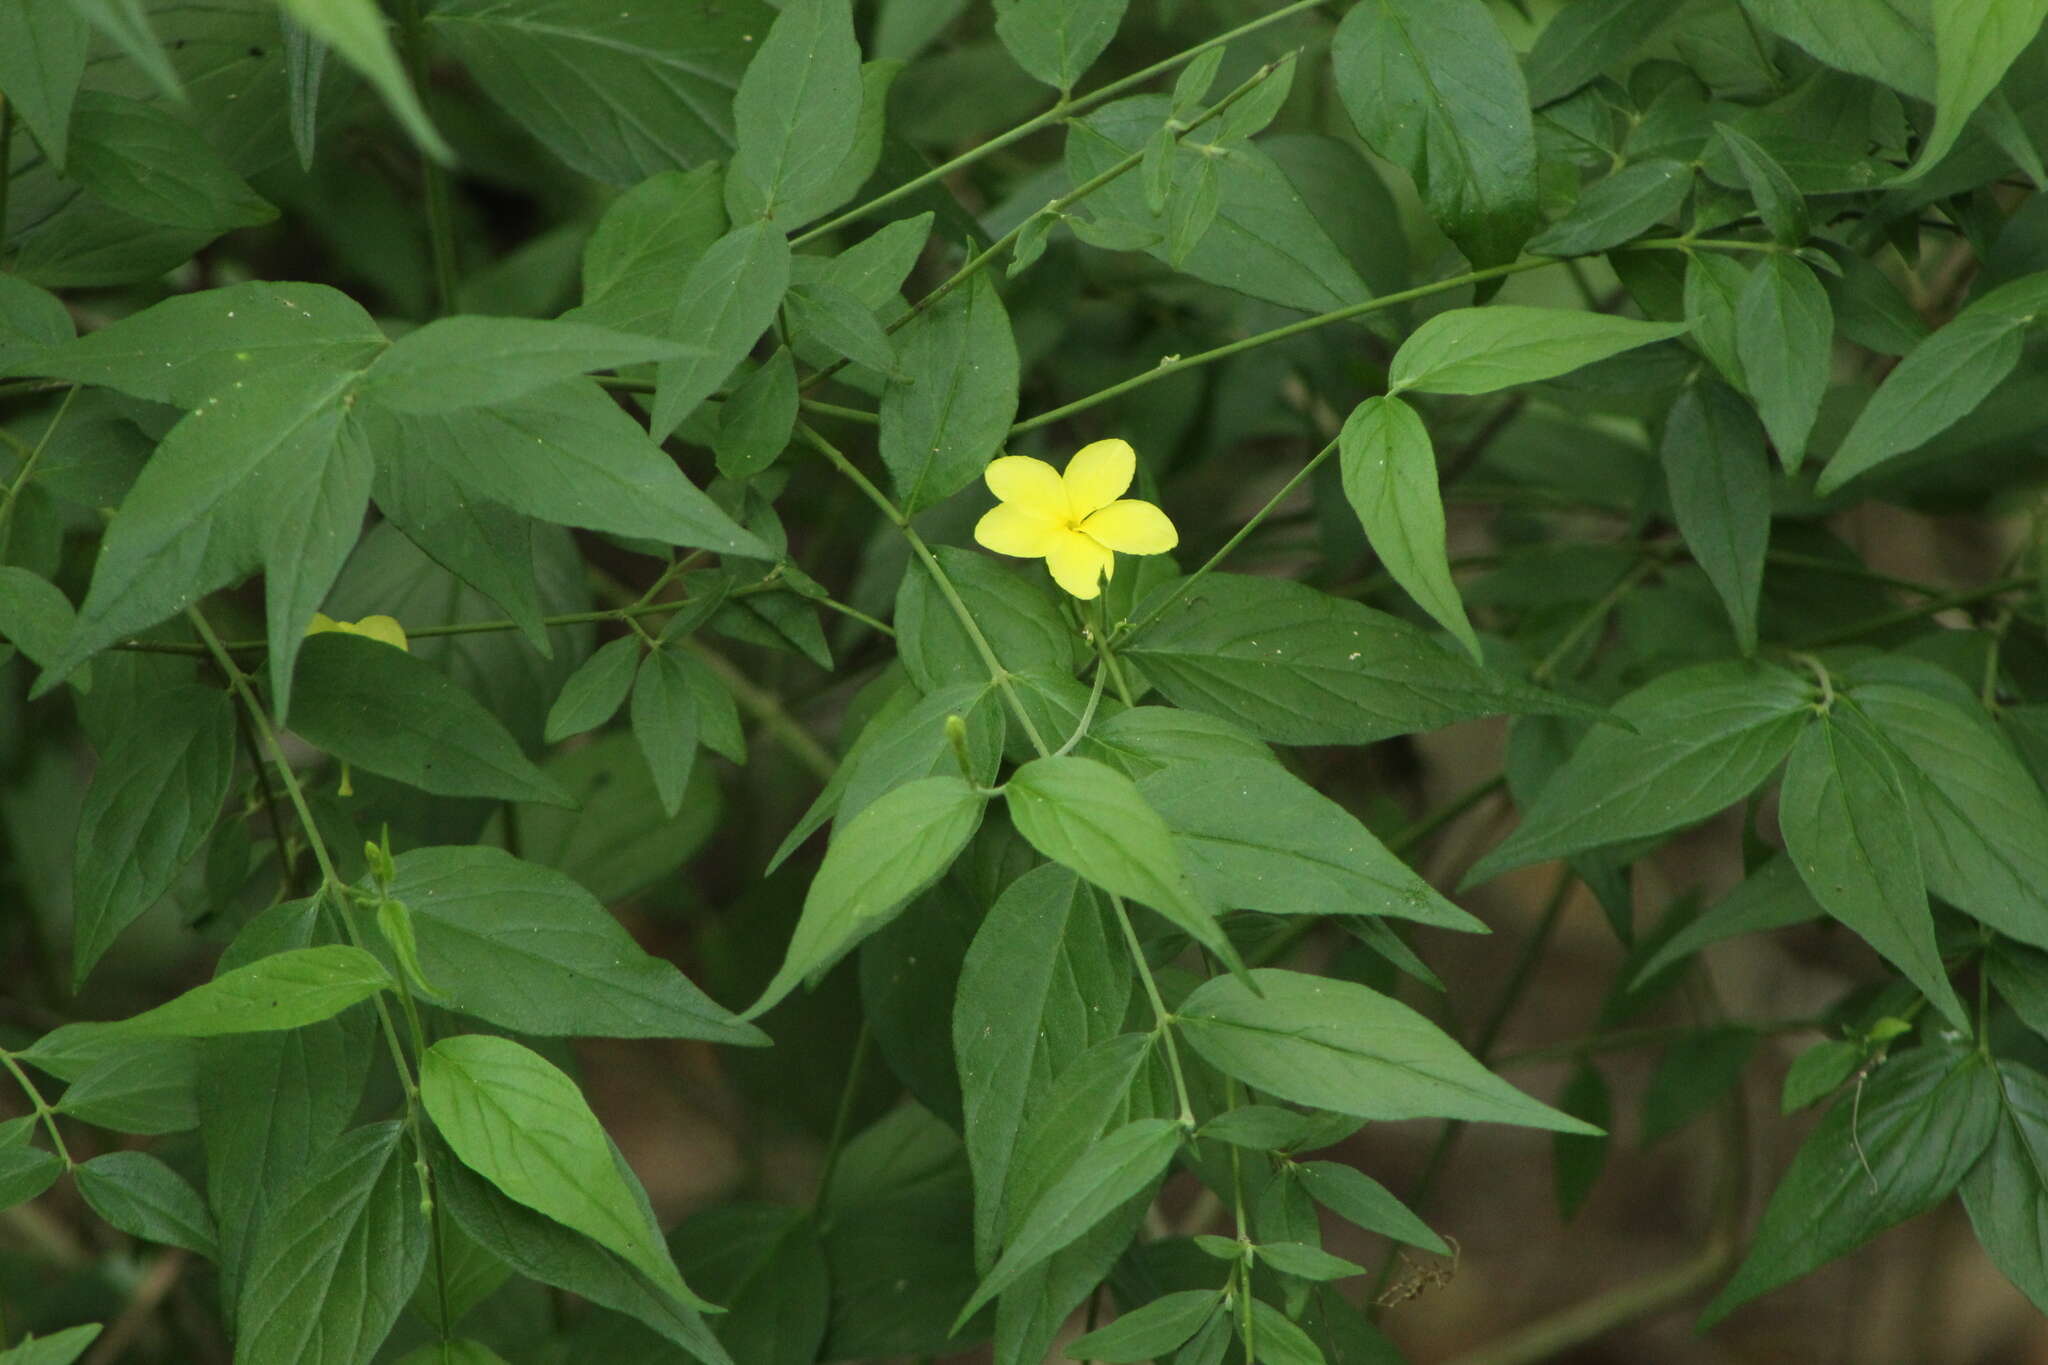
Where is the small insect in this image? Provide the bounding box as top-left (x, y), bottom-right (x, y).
top-left (1375, 1235), bottom-right (1460, 1309)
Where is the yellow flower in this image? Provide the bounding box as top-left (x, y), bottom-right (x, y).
top-left (307, 612), bottom-right (410, 652)
top-left (972, 439), bottom-right (1178, 600)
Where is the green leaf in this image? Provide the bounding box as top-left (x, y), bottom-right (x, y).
top-left (276, 0), bottom-right (451, 163)
top-left (234, 1122), bottom-right (425, 1365)
top-left (1847, 662), bottom-right (2048, 955)
top-left (1740, 0), bottom-right (1933, 99)
top-left (290, 632), bottom-right (574, 807)
top-left (422, 1034), bottom-right (699, 1307)
top-left (0, 569), bottom-right (78, 677)
top-left (652, 221), bottom-right (792, 438)
top-left (33, 367), bottom-right (366, 714)
top-left (631, 648), bottom-right (700, 818)
top-left (1779, 705), bottom-right (1969, 1032)
top-left (786, 281), bottom-right (898, 376)
top-left (571, 166), bottom-right (728, 336)
top-left (433, 1140), bottom-right (731, 1365)
top-left (1065, 1291), bottom-right (1218, 1362)
top-left (13, 282), bottom-right (385, 408)
top-left (1713, 124), bottom-right (1808, 246)
top-left (896, 546), bottom-right (1075, 691)
top-left (0, 1146), bottom-right (64, 1210)
top-left (725, 0), bottom-right (863, 226)
top-left (995, 0), bottom-right (1128, 91)
top-left (1782, 1040), bottom-right (1862, 1113)
top-left (0, 1325), bottom-right (101, 1365)
top-left (544, 635), bottom-right (642, 742)
top-left (1137, 758), bottom-right (1485, 933)
top-left (352, 383), bottom-right (771, 559)
top-left (1178, 970), bottom-right (1600, 1133)
top-left (1961, 1060), bottom-right (2048, 1315)
top-left (955, 864), bottom-right (1126, 1267)
top-left (1639, 1026), bottom-right (1757, 1143)
top-left (1198, 1105), bottom-right (1312, 1150)
top-left (373, 462), bottom-right (549, 651)
top-left (0, 0), bottom-right (88, 169)
top-left (66, 92), bottom-right (274, 230)
top-left (1684, 251), bottom-right (1750, 393)
top-left (716, 350), bottom-right (799, 480)
top-left (956, 1117), bottom-right (1182, 1326)
top-left (1468, 661), bottom-right (1811, 882)
top-left (1332, 0), bottom-right (1540, 268)
top-left (1294, 1160), bottom-right (1447, 1253)
top-left (51, 1039), bottom-right (198, 1135)
top-left (1898, 0), bottom-right (2048, 182)
top-left (1248, 1300), bottom-right (1326, 1365)
top-left (65, 945), bottom-right (390, 1039)
top-left (1734, 254), bottom-right (1832, 472)
top-left (63, 0), bottom-right (179, 99)
top-left (357, 317), bottom-right (687, 414)
top-left (383, 846), bottom-right (765, 1045)
top-left (1526, 158), bottom-right (1692, 256)
top-left (1524, 0), bottom-right (1680, 106)
top-left (0, 276), bottom-right (74, 371)
top-left (1387, 307), bottom-right (1688, 396)
top-left (1701, 1047), bottom-right (1997, 1326)
top-left (1338, 394), bottom-right (1478, 659)
top-left (1064, 97), bottom-right (1371, 316)
top-left (1629, 852), bottom-right (1822, 987)
top-left (1816, 271), bottom-right (2048, 492)
top-left (749, 776), bottom-right (985, 1017)
top-left (879, 272), bottom-right (1020, 514)
top-left (1659, 379), bottom-right (1770, 654)
top-left (72, 685), bottom-right (235, 987)
top-left (1078, 705), bottom-right (1277, 779)
top-left (1124, 574), bottom-right (1601, 748)
top-left (838, 682), bottom-right (1004, 828)
top-left (1004, 754), bottom-right (1239, 969)
top-left (1255, 1241), bottom-right (1367, 1282)
top-left (429, 0), bottom-right (770, 185)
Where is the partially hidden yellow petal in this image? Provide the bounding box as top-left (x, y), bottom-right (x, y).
top-left (1081, 499), bottom-right (1178, 555)
top-left (351, 615), bottom-right (410, 652)
top-left (975, 503), bottom-right (1065, 558)
top-left (1045, 528), bottom-right (1114, 600)
top-left (1062, 438), bottom-right (1135, 516)
top-left (984, 455), bottom-right (1069, 521)
top-left (306, 612), bottom-right (340, 636)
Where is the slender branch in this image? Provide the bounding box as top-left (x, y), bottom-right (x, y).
top-left (788, 0), bottom-right (1331, 249)
top-left (0, 385), bottom-right (77, 561)
top-left (1532, 548), bottom-right (1670, 684)
top-left (797, 422), bottom-right (1051, 754)
top-left (1790, 575), bottom-right (2029, 649)
top-left (0, 1048), bottom-right (72, 1166)
top-left (1014, 260), bottom-right (1558, 437)
top-left (1111, 893), bottom-right (1196, 1126)
top-left (811, 1021), bottom-right (873, 1219)
top-left (1115, 434), bottom-right (1342, 645)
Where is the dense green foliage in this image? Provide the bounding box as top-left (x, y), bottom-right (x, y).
top-left (3, 0), bottom-right (2048, 1361)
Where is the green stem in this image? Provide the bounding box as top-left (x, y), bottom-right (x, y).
top-left (811, 1021), bottom-right (873, 1219)
top-left (1789, 575), bottom-right (2029, 649)
top-left (185, 608), bottom-right (423, 1103)
top-left (1492, 1015), bottom-right (1829, 1070)
top-left (1115, 435), bottom-right (1341, 645)
top-left (1014, 260), bottom-right (1557, 437)
top-left (1091, 599), bottom-right (1137, 708)
top-left (1531, 548), bottom-right (1669, 684)
top-left (0, 1048), bottom-right (72, 1167)
top-left (1110, 892), bottom-right (1196, 1126)
top-left (0, 385), bottom-right (76, 561)
top-left (799, 397), bottom-right (880, 426)
top-left (797, 423), bottom-right (1051, 755)
top-left (395, 0), bottom-right (458, 314)
top-left (788, 0), bottom-right (1331, 249)
top-left (1628, 236), bottom-right (1787, 253)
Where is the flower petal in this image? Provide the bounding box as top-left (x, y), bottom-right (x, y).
top-left (975, 502), bottom-right (1065, 558)
top-left (305, 612), bottom-right (341, 636)
top-left (1045, 528), bottom-right (1114, 600)
top-left (1081, 499), bottom-right (1179, 555)
top-left (1062, 439), bottom-right (1135, 516)
top-left (985, 455), bottom-right (1070, 521)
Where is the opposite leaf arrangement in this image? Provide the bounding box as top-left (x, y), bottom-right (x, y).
top-left (3, 1), bottom-right (2048, 1364)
